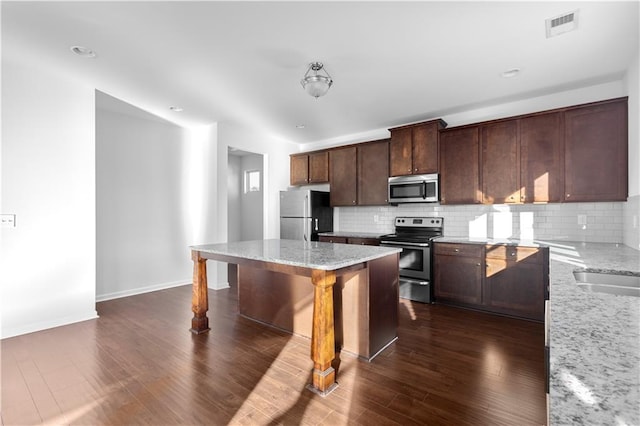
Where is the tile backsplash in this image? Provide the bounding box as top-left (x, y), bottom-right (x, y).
top-left (336, 202), bottom-right (626, 243)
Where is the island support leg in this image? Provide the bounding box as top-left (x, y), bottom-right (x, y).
top-left (190, 250), bottom-right (210, 334)
top-left (307, 269), bottom-right (338, 396)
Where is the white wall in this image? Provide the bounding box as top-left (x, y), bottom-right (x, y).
top-left (227, 155), bottom-right (242, 242)
top-left (240, 154), bottom-right (264, 241)
top-left (0, 56), bottom-right (97, 338)
top-left (96, 92), bottom-right (219, 301)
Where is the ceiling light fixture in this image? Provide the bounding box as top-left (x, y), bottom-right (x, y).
top-left (70, 45), bottom-right (96, 58)
top-left (301, 62), bottom-right (333, 98)
top-left (169, 106), bottom-right (183, 112)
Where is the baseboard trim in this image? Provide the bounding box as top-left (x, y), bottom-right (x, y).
top-left (97, 279), bottom-right (231, 302)
top-left (97, 280), bottom-right (190, 302)
top-left (1, 310), bottom-right (99, 340)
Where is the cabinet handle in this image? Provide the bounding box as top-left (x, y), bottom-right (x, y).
top-left (454, 248), bottom-right (460, 252)
top-left (566, 194), bottom-right (571, 198)
top-left (510, 252), bottom-right (516, 256)
top-left (476, 263), bottom-right (481, 267)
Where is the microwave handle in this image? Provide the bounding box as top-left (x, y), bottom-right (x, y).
top-left (423, 181), bottom-right (428, 199)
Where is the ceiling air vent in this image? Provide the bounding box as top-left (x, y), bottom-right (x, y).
top-left (545, 10), bottom-right (579, 38)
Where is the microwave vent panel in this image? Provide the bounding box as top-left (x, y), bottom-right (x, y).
top-left (545, 10), bottom-right (578, 38)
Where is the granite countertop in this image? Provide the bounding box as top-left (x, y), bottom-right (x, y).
top-left (546, 241), bottom-right (639, 425)
top-left (191, 239), bottom-right (401, 271)
top-left (318, 231), bottom-right (388, 239)
top-left (434, 236), bottom-right (548, 247)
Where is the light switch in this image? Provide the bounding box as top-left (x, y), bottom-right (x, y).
top-left (1, 214), bottom-right (16, 228)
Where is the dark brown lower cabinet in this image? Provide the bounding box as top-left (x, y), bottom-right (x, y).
top-left (434, 242), bottom-right (548, 321)
top-left (433, 243), bottom-right (484, 305)
top-left (319, 236), bottom-right (379, 246)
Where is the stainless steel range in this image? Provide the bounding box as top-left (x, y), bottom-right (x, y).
top-left (380, 217), bottom-right (443, 303)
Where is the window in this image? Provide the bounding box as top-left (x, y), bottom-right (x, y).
top-left (244, 170), bottom-right (261, 193)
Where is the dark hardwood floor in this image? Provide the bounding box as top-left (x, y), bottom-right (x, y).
top-left (1, 283), bottom-right (546, 425)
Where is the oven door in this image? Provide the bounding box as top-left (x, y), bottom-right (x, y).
top-left (379, 240), bottom-right (431, 281)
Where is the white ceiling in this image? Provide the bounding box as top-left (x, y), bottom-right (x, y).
top-left (3, 1), bottom-right (638, 145)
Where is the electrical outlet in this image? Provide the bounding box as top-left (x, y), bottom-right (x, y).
top-left (577, 214), bottom-right (587, 225)
top-left (1, 214), bottom-right (16, 228)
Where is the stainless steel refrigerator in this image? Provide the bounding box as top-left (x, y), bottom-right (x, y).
top-left (279, 190), bottom-right (333, 241)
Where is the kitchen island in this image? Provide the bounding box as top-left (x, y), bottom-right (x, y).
top-left (190, 239), bottom-right (401, 396)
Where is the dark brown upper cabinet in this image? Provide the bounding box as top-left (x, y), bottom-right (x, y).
top-left (520, 112), bottom-right (564, 203)
top-left (481, 119), bottom-right (520, 204)
top-left (290, 154), bottom-right (309, 186)
top-left (439, 126), bottom-right (481, 205)
top-left (329, 140), bottom-right (390, 207)
top-left (329, 146), bottom-right (358, 206)
top-left (564, 98), bottom-right (628, 202)
top-left (357, 139), bottom-right (390, 205)
top-left (289, 151), bottom-right (329, 186)
top-left (389, 119), bottom-right (446, 176)
top-left (309, 151), bottom-right (329, 184)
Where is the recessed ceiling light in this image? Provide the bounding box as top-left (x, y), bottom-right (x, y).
top-left (295, 124), bottom-right (305, 129)
top-left (501, 68), bottom-right (521, 78)
top-left (169, 106), bottom-right (183, 112)
top-left (70, 46), bottom-right (96, 58)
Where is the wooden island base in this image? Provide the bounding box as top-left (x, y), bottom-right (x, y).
top-left (190, 247), bottom-right (399, 397)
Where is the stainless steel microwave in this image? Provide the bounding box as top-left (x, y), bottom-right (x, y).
top-left (388, 174), bottom-right (439, 204)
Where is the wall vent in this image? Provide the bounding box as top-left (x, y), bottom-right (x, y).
top-left (546, 10), bottom-right (579, 38)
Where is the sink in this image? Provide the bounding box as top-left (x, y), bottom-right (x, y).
top-left (573, 271), bottom-right (640, 297)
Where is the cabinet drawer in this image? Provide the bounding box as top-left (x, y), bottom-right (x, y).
top-left (348, 237), bottom-right (380, 246)
top-left (485, 245), bottom-right (542, 263)
top-left (319, 236), bottom-right (347, 244)
top-left (434, 243), bottom-right (483, 257)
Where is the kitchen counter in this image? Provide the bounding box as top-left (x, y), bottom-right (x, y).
top-left (191, 239), bottom-right (400, 270)
top-left (189, 239), bottom-right (401, 396)
top-left (434, 238), bottom-right (640, 424)
top-left (546, 241), bottom-right (639, 425)
top-left (318, 231), bottom-right (388, 239)
top-left (434, 236), bottom-right (548, 247)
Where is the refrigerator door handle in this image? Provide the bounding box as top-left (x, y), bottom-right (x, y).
top-left (314, 218), bottom-right (318, 231)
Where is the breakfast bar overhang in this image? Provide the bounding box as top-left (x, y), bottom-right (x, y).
top-left (189, 239), bottom-right (401, 396)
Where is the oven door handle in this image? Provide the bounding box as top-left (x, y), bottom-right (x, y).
top-left (381, 241), bottom-right (431, 247)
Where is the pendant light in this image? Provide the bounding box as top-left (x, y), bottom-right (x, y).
top-left (300, 62), bottom-right (333, 98)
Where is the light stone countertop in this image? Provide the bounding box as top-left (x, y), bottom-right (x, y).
top-left (434, 238), bottom-right (640, 424)
top-left (318, 231), bottom-right (389, 239)
top-left (546, 241), bottom-right (639, 425)
top-left (191, 239), bottom-right (401, 271)
top-left (434, 236), bottom-right (548, 247)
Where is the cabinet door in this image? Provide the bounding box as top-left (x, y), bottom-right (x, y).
top-left (290, 154), bottom-right (309, 186)
top-left (309, 151), bottom-right (329, 183)
top-left (482, 120), bottom-right (520, 204)
top-left (520, 112), bottom-right (564, 203)
top-left (564, 99), bottom-right (628, 202)
top-left (484, 258), bottom-right (544, 321)
top-left (412, 122), bottom-right (439, 174)
top-left (439, 126), bottom-right (481, 204)
top-left (329, 146), bottom-right (358, 206)
top-left (434, 254), bottom-right (483, 305)
top-left (389, 127), bottom-right (413, 176)
top-left (358, 140), bottom-right (389, 205)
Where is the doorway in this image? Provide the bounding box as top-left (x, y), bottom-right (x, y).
top-left (227, 147), bottom-right (264, 285)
